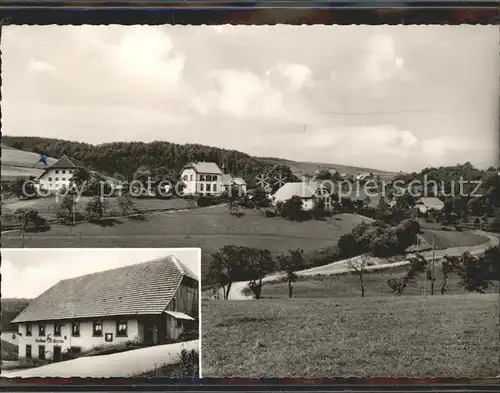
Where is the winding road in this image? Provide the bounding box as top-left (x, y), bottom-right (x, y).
top-left (224, 230), bottom-right (499, 300)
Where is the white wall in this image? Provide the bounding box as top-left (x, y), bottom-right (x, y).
top-left (180, 169), bottom-right (223, 196)
top-left (17, 319), bottom-right (139, 360)
top-left (38, 168), bottom-right (75, 191)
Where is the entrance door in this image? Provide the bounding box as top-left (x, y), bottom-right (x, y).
top-left (53, 346), bottom-right (62, 362)
top-left (38, 345), bottom-right (46, 360)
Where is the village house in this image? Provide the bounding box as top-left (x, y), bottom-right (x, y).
top-left (221, 174), bottom-right (247, 196)
top-left (272, 181), bottom-right (333, 211)
top-left (12, 256), bottom-right (199, 363)
top-left (180, 162), bottom-right (223, 196)
top-left (415, 197), bottom-right (445, 214)
top-left (37, 155), bottom-right (85, 192)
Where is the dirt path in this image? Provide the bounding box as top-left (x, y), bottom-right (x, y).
top-left (1, 340), bottom-right (199, 378)
top-left (225, 230), bottom-right (499, 300)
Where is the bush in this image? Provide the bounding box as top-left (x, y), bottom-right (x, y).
top-left (197, 196), bottom-right (214, 207)
top-left (264, 209), bottom-right (277, 218)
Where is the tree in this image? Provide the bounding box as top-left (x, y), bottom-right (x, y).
top-left (245, 248), bottom-right (275, 299)
top-left (440, 255), bottom-right (460, 295)
top-left (387, 254), bottom-right (427, 296)
top-left (348, 253), bottom-right (371, 297)
top-left (58, 189), bottom-right (78, 225)
top-left (117, 194), bottom-right (135, 216)
top-left (281, 195), bottom-right (305, 221)
top-left (71, 167), bottom-right (92, 190)
top-left (14, 208), bottom-right (49, 246)
top-left (85, 196), bottom-right (108, 221)
top-left (209, 246), bottom-right (245, 300)
top-left (278, 248), bottom-right (305, 298)
top-left (456, 251), bottom-right (495, 293)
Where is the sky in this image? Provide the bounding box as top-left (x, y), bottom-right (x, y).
top-left (2, 25), bottom-right (499, 172)
top-left (1, 248), bottom-right (200, 298)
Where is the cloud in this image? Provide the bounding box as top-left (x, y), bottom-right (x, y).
top-left (27, 59), bottom-right (56, 73)
top-left (363, 34), bottom-right (405, 83)
top-left (276, 63), bottom-right (313, 91)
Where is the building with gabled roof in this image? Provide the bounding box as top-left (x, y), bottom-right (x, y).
top-left (272, 181), bottom-right (333, 211)
top-left (180, 161), bottom-right (224, 196)
top-left (37, 155), bottom-right (85, 192)
top-left (415, 197), bottom-right (445, 213)
top-left (12, 255), bottom-right (199, 362)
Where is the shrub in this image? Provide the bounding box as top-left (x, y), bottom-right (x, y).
top-left (264, 209), bottom-right (277, 218)
top-left (197, 196), bottom-right (214, 207)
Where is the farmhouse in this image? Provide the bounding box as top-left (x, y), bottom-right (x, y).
top-left (415, 197), bottom-right (445, 214)
top-left (37, 155), bottom-right (85, 192)
top-left (272, 181), bottom-right (333, 211)
top-left (181, 162), bottom-right (223, 196)
top-left (12, 256), bottom-right (199, 362)
top-left (222, 174), bottom-right (247, 196)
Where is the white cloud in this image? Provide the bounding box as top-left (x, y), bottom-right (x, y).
top-left (27, 59), bottom-right (56, 73)
top-left (276, 63), bottom-right (313, 91)
top-left (363, 34), bottom-right (405, 83)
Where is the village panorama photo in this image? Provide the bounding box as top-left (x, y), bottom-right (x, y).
top-left (0, 24), bottom-right (499, 378)
top-left (0, 248), bottom-right (201, 378)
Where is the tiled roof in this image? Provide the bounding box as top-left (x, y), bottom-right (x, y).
top-left (50, 155), bottom-right (85, 169)
top-left (221, 174), bottom-right (233, 185)
top-left (184, 162), bottom-right (223, 175)
top-left (12, 256), bottom-right (197, 324)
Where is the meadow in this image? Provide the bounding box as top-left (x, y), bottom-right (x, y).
top-left (202, 294), bottom-right (499, 378)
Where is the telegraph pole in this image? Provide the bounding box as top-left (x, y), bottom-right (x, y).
top-left (430, 233), bottom-right (436, 296)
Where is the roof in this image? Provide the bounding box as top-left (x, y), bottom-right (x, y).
top-left (165, 311), bottom-right (195, 321)
top-left (416, 197), bottom-right (445, 210)
top-left (232, 177), bottom-right (246, 186)
top-left (50, 155), bottom-right (85, 169)
top-left (183, 162), bottom-right (223, 175)
top-left (273, 181), bottom-right (323, 201)
top-left (12, 255), bottom-right (198, 324)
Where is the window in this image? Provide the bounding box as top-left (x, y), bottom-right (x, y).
top-left (62, 170), bottom-right (66, 174)
top-left (176, 320), bottom-right (183, 329)
top-left (206, 175), bottom-right (212, 182)
top-left (182, 175), bottom-right (188, 181)
top-left (199, 175), bottom-right (205, 181)
top-left (55, 177), bottom-right (59, 181)
top-left (26, 324), bottom-right (32, 336)
top-left (26, 345), bottom-right (32, 358)
top-left (62, 177), bottom-right (65, 181)
top-left (190, 175), bottom-right (193, 181)
top-left (213, 184), bottom-right (217, 192)
top-left (38, 345), bottom-right (46, 360)
top-left (48, 177), bottom-right (52, 181)
top-left (38, 323), bottom-right (45, 336)
top-left (72, 322), bottom-right (80, 337)
top-left (116, 320), bottom-right (128, 337)
top-left (200, 184), bottom-right (204, 192)
top-left (206, 184), bottom-right (211, 192)
top-left (55, 170), bottom-right (59, 174)
top-left (93, 320), bottom-right (103, 337)
top-left (54, 323), bottom-right (62, 337)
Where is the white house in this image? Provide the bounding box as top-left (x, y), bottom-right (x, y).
top-left (415, 197), bottom-right (445, 214)
top-left (272, 181), bottom-right (333, 211)
top-left (37, 155), bottom-right (84, 192)
top-left (180, 162), bottom-right (223, 196)
top-left (12, 256), bottom-right (199, 363)
top-left (221, 174), bottom-right (247, 196)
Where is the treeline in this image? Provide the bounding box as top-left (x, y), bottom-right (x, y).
top-left (2, 136), bottom-right (271, 184)
top-left (1, 298), bottom-right (31, 331)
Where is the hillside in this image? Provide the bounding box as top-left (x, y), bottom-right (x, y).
top-left (260, 156), bottom-right (399, 180)
top-left (2, 136), bottom-right (391, 183)
top-left (1, 298), bottom-right (31, 331)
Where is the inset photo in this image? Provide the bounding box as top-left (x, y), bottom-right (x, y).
top-left (1, 248), bottom-right (200, 378)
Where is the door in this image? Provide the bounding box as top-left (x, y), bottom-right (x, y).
top-left (38, 345), bottom-right (45, 360)
top-left (26, 345), bottom-right (32, 358)
top-left (53, 346), bottom-right (62, 362)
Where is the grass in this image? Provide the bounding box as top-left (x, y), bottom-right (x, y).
top-left (1, 196), bottom-right (192, 222)
top-left (420, 229), bottom-right (487, 250)
top-left (133, 349), bottom-right (199, 377)
top-left (202, 294), bottom-right (500, 378)
top-left (1, 340), bottom-right (18, 361)
top-left (1, 206), bottom-right (368, 281)
top-left (258, 264), bottom-right (500, 300)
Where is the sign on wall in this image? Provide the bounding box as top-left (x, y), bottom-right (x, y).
top-left (35, 334), bottom-right (65, 345)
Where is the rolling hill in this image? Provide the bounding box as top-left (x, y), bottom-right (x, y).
top-left (2, 136), bottom-right (396, 182)
top-left (1, 144), bottom-right (57, 181)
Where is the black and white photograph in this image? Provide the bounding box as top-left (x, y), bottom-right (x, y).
top-left (0, 24), bottom-right (499, 378)
top-left (0, 248), bottom-right (200, 378)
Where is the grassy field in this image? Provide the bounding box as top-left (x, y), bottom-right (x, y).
top-left (1, 340), bottom-right (18, 361)
top-left (202, 294), bottom-right (499, 378)
top-left (257, 264), bottom-right (500, 300)
top-left (1, 206), bottom-right (368, 280)
top-left (420, 229), bottom-right (487, 249)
